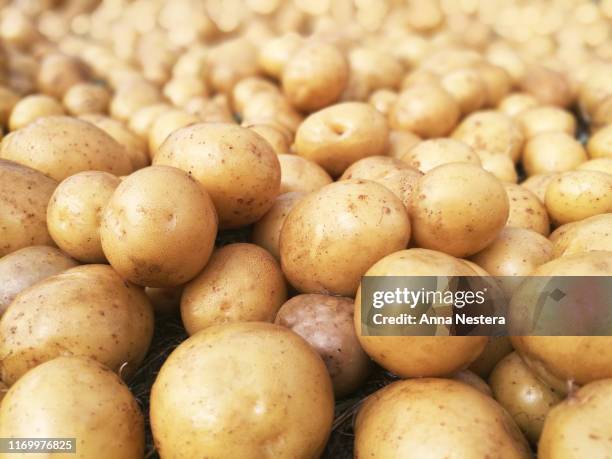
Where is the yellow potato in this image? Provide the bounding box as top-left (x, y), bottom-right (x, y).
top-left (150, 322), bottom-right (334, 459)
top-left (348, 47), bottom-right (403, 93)
top-left (294, 102), bottom-right (389, 177)
top-left (505, 184), bottom-right (550, 235)
top-left (37, 53), bottom-right (87, 98)
top-left (469, 337), bottom-right (514, 378)
top-left (100, 166), bottom-right (218, 287)
top-left (440, 67), bottom-right (486, 114)
top-left (185, 94), bottom-right (235, 123)
top-left (386, 130), bottom-right (421, 158)
top-left (576, 158), bottom-right (612, 175)
top-left (206, 38), bottom-right (259, 94)
top-left (587, 124), bottom-right (612, 159)
top-left (145, 286), bottom-right (183, 316)
top-left (520, 173), bottom-right (558, 202)
top-left (517, 106), bottom-right (576, 138)
top-left (520, 64), bottom-right (573, 108)
top-left (62, 82), bottom-right (111, 115)
top-left (246, 122), bottom-right (291, 155)
top-left (154, 123), bottom-right (281, 228)
top-left (451, 369), bottom-right (492, 396)
top-left (340, 155), bottom-right (412, 181)
top-left (147, 109), bottom-right (199, 159)
top-left (258, 32), bottom-right (304, 79)
top-left (551, 214), bottom-right (612, 257)
top-left (128, 103), bottom-right (172, 141)
top-left (401, 138), bottom-right (481, 173)
top-left (544, 171), bottom-right (612, 225)
top-left (368, 89), bottom-right (399, 116)
top-left (280, 180), bottom-right (411, 296)
top-left (354, 378), bottom-right (531, 459)
top-left (0, 264), bottom-right (154, 385)
top-left (47, 171), bottom-right (121, 263)
top-left (476, 62), bottom-right (512, 107)
top-left (278, 154), bottom-right (333, 193)
top-left (0, 357), bottom-right (144, 459)
top-left (0, 86), bottom-right (20, 126)
top-left (523, 132), bottom-right (588, 176)
top-left (476, 149), bottom-right (518, 183)
top-left (0, 159), bottom-right (57, 256)
top-left (8, 94), bottom-right (65, 131)
top-left (497, 92), bottom-right (540, 118)
top-left (110, 78), bottom-right (163, 121)
top-left (232, 76), bottom-right (280, 114)
top-left (241, 91), bottom-right (303, 134)
top-left (163, 75), bottom-right (208, 107)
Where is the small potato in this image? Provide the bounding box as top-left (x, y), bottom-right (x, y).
top-left (544, 171), bottom-right (612, 225)
top-left (110, 78), bottom-right (163, 121)
top-left (276, 294), bottom-right (371, 397)
top-left (451, 369), bottom-right (492, 396)
top-left (252, 192), bottom-right (306, 260)
top-left (128, 103), bottom-right (172, 141)
top-left (148, 109), bottom-right (199, 159)
top-left (241, 91), bottom-right (303, 133)
top-left (0, 116), bottom-right (133, 181)
top-left (8, 94), bottom-right (65, 131)
top-left (452, 110), bottom-right (524, 163)
top-left (150, 322), bottom-right (333, 459)
top-left (37, 53), bottom-right (87, 98)
top-left (348, 47), bottom-right (403, 93)
top-left (523, 132), bottom-right (587, 176)
top-left (368, 89), bottom-right (398, 116)
top-left (181, 243), bottom-right (287, 335)
top-left (490, 352), bottom-right (563, 445)
top-left (340, 155), bottom-right (411, 181)
top-left (0, 264), bottom-right (154, 385)
top-left (163, 75), bottom-right (208, 107)
top-left (386, 130), bottom-right (421, 159)
top-left (354, 379), bottom-right (531, 459)
top-left (258, 32), bottom-right (304, 79)
top-left (0, 357), bottom-right (144, 459)
top-left (520, 64), bottom-right (573, 108)
top-left (476, 62), bottom-right (512, 107)
top-left (477, 149), bottom-right (518, 183)
top-left (277, 154), bottom-right (332, 193)
top-left (410, 163), bottom-right (509, 257)
top-left (184, 95), bottom-right (235, 123)
top-left (0, 246), bottom-right (77, 316)
top-left (505, 184), bottom-right (550, 236)
top-left (47, 171), bottom-right (121, 263)
top-left (577, 158), bottom-right (612, 175)
top-left (498, 92), bottom-right (540, 118)
top-left (294, 102), bottom-right (389, 177)
top-left (587, 124), bottom-right (612, 159)
top-left (145, 286), bottom-right (183, 316)
top-left (390, 82), bottom-right (460, 138)
top-left (280, 180), bottom-right (411, 296)
top-left (100, 166), bottom-right (218, 287)
top-left (282, 42), bottom-right (348, 112)
top-left (0, 159), bottom-right (57, 256)
top-left (63, 82), bottom-right (111, 115)
top-left (155, 123), bottom-right (281, 228)
top-left (440, 67), bottom-right (486, 114)
top-left (401, 138), bottom-right (481, 173)
top-left (246, 123), bottom-right (291, 155)
top-left (517, 106), bottom-right (576, 138)
top-left (469, 337), bottom-right (514, 379)
top-left (551, 214), bottom-right (612, 257)
top-left (232, 76), bottom-right (280, 114)
top-left (0, 86), bottom-right (19, 126)
top-left (207, 38), bottom-right (259, 94)
top-left (539, 379), bottom-right (612, 459)
top-left (521, 173), bottom-right (558, 202)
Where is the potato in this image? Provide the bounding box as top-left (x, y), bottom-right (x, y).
top-left (232, 76), bottom-right (279, 114)
top-left (184, 94), bottom-right (235, 124)
top-left (539, 379), bottom-right (612, 459)
top-left (551, 214), bottom-right (612, 257)
top-left (354, 378), bottom-right (531, 459)
top-left (340, 156), bottom-right (411, 181)
top-left (544, 171), bottom-right (612, 225)
top-left (0, 159), bottom-right (57, 256)
top-left (63, 82), bottom-right (111, 115)
top-left (128, 103), bottom-right (171, 141)
top-left (0, 357), bottom-right (144, 459)
top-left (0, 86), bottom-right (19, 126)
top-left (577, 158), bottom-right (612, 175)
top-left (0, 264), bottom-right (153, 385)
top-left (100, 166), bottom-right (217, 287)
top-left (477, 149), bottom-right (518, 183)
top-left (278, 154), bottom-right (333, 193)
top-left (163, 75), bottom-right (208, 107)
top-left (145, 286), bottom-right (183, 316)
top-left (207, 38), bottom-right (259, 94)
top-left (477, 62), bottom-right (512, 107)
top-left (440, 67), bottom-right (486, 114)
top-left (181, 243), bottom-right (287, 335)
top-left (410, 163), bottom-right (509, 257)
top-left (348, 47), bottom-right (403, 93)
top-left (452, 110), bottom-right (524, 163)
top-left (390, 82), bottom-right (460, 138)
top-left (517, 106), bottom-right (576, 138)
top-left (294, 102), bottom-right (389, 177)
top-left (520, 172), bottom-right (558, 202)
top-left (258, 32), bottom-right (304, 79)
top-left (154, 123), bottom-right (281, 228)
top-left (354, 248), bottom-right (488, 377)
top-left (523, 132), bottom-right (588, 176)
top-left (47, 171), bottom-right (120, 263)
top-left (275, 294), bottom-right (371, 397)
top-left (587, 123), bottom-right (612, 159)
top-left (241, 91), bottom-right (303, 133)
top-left (252, 192), bottom-right (306, 260)
top-left (8, 94), bottom-right (65, 131)
top-left (150, 322), bottom-right (334, 458)
top-left (504, 184), bottom-right (550, 235)
top-left (147, 109), bottom-right (199, 158)
top-left (498, 92), bottom-right (540, 118)
top-left (451, 369), bottom-right (492, 396)
top-left (520, 64), bottom-right (573, 108)
top-left (110, 78), bottom-right (162, 121)
top-left (282, 42), bottom-right (348, 112)
top-left (0, 246), bottom-right (77, 316)
top-left (246, 123), bottom-right (291, 155)
top-left (280, 180), bottom-right (411, 296)
top-left (401, 138), bottom-right (481, 173)
top-left (0, 116), bottom-right (133, 181)
top-left (469, 337), bottom-right (514, 378)
top-left (490, 352), bottom-right (562, 445)
top-left (386, 130), bottom-right (421, 159)
top-left (37, 53), bottom-right (87, 98)
top-left (369, 89), bottom-right (399, 116)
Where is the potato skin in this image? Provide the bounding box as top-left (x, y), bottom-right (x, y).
top-left (100, 166), bottom-right (218, 287)
top-left (150, 322), bottom-right (334, 459)
top-left (0, 264), bottom-right (154, 385)
top-left (401, 138), bottom-right (481, 173)
top-left (523, 132), bottom-right (587, 176)
top-left (469, 337), bottom-right (514, 378)
top-left (505, 184), bottom-right (550, 236)
top-left (294, 102), bottom-right (389, 177)
top-left (8, 94), bottom-right (65, 131)
top-left (0, 116), bottom-right (133, 181)
top-left (275, 294), bottom-right (371, 397)
top-left (280, 180), bottom-right (411, 296)
top-left (181, 243), bottom-right (287, 335)
top-left (354, 378), bottom-right (531, 459)
top-left (0, 357), bottom-right (144, 459)
top-left (0, 246), bottom-right (77, 316)
top-left (154, 123), bottom-right (281, 228)
top-left (277, 154), bottom-right (333, 193)
top-left (551, 214), bottom-right (612, 257)
top-left (0, 159), bottom-right (57, 256)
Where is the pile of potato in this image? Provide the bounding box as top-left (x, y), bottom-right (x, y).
top-left (0, 0), bottom-right (611, 457)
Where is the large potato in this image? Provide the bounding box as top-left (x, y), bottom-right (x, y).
top-left (294, 102), bottom-right (389, 177)
top-left (354, 378), bottom-right (531, 459)
top-left (409, 163), bottom-right (509, 257)
top-left (505, 183), bottom-right (550, 236)
top-left (100, 166), bottom-right (217, 287)
top-left (0, 246), bottom-right (77, 316)
top-left (280, 180), bottom-right (411, 296)
top-left (0, 159), bottom-right (57, 256)
top-left (354, 249), bottom-right (488, 377)
top-left (150, 322), bottom-right (334, 459)
top-left (517, 106), bottom-right (576, 138)
top-left (276, 294), bottom-right (371, 397)
top-left (0, 116), bottom-right (133, 181)
top-left (154, 123), bottom-right (281, 228)
top-left (277, 154), bottom-right (333, 193)
top-left (181, 243), bottom-right (287, 335)
top-left (0, 357), bottom-right (144, 459)
top-left (523, 132), bottom-right (587, 176)
top-left (0, 264), bottom-right (154, 385)
top-left (551, 213), bottom-right (612, 257)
